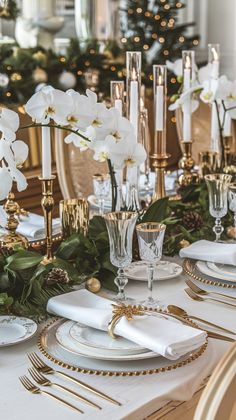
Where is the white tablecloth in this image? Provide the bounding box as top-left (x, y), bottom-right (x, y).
top-left (0, 257), bottom-right (234, 420)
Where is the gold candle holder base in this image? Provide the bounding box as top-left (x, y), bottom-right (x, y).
top-left (39, 175), bottom-right (56, 265)
top-left (150, 153), bottom-right (171, 201)
top-left (178, 141), bottom-right (199, 187)
top-left (0, 192), bottom-right (28, 251)
top-left (223, 135), bottom-right (233, 169)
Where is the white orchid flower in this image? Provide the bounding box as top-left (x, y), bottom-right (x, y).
top-left (169, 87), bottom-right (200, 113)
top-left (11, 140), bottom-right (29, 166)
top-left (0, 108), bottom-right (19, 141)
top-left (199, 80), bottom-right (216, 104)
top-left (9, 166), bottom-right (28, 192)
top-left (25, 86), bottom-right (73, 125)
top-left (198, 63), bottom-right (212, 84)
top-left (66, 90), bottom-right (96, 129)
top-left (64, 126), bottom-right (96, 150)
top-left (93, 137), bottom-right (114, 162)
top-left (166, 59), bottom-right (183, 77)
top-left (0, 140), bottom-right (14, 166)
top-left (94, 107), bottom-right (134, 142)
top-left (108, 134), bottom-right (147, 170)
top-left (215, 76), bottom-right (236, 119)
top-left (0, 167), bottom-right (13, 200)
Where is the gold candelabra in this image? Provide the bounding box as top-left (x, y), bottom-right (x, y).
top-left (178, 141), bottom-right (199, 187)
top-left (39, 176), bottom-right (56, 264)
top-left (150, 153), bottom-right (170, 201)
top-left (0, 192), bottom-right (28, 250)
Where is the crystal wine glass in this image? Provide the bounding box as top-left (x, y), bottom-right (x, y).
top-left (205, 174), bottom-right (232, 242)
top-left (93, 174), bottom-right (110, 215)
top-left (228, 183), bottom-right (236, 241)
top-left (136, 222), bottom-right (166, 308)
top-left (104, 211), bottom-right (138, 301)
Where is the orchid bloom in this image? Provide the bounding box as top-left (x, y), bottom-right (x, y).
top-left (169, 86), bottom-right (200, 113)
top-left (108, 133), bottom-right (147, 170)
top-left (0, 107), bottom-right (28, 201)
top-left (166, 59), bottom-right (183, 77)
top-left (94, 107), bottom-right (134, 142)
top-left (64, 126), bottom-right (96, 150)
top-left (25, 85), bottom-right (74, 125)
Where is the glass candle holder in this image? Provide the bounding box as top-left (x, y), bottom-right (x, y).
top-left (208, 43), bottom-right (220, 80)
top-left (153, 64), bottom-right (167, 156)
top-left (104, 211), bottom-right (138, 301)
top-left (92, 173), bottom-right (110, 215)
top-left (205, 174), bottom-right (232, 242)
top-left (59, 198), bottom-right (89, 239)
top-left (182, 50), bottom-right (195, 142)
top-left (228, 183), bottom-right (236, 241)
top-left (136, 222), bottom-right (166, 308)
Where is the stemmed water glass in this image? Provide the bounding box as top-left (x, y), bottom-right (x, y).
top-left (205, 174), bottom-right (232, 242)
top-left (228, 183), bottom-right (236, 241)
top-left (136, 222), bottom-right (166, 308)
top-left (93, 174), bottom-right (110, 215)
top-left (104, 211), bottom-right (138, 301)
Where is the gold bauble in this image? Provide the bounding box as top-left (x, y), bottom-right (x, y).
top-left (32, 68), bottom-right (48, 83)
top-left (227, 226), bottom-right (236, 239)
top-left (10, 72), bottom-right (22, 82)
top-left (179, 239), bottom-right (190, 249)
top-left (33, 51), bottom-right (47, 64)
top-left (86, 277), bottom-right (101, 293)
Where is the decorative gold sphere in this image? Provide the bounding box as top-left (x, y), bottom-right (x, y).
top-left (179, 239), bottom-right (190, 249)
top-left (10, 72), bottom-right (22, 82)
top-left (227, 226), bottom-right (236, 239)
top-left (86, 277), bottom-right (101, 293)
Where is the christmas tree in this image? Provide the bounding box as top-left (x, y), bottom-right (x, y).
top-left (120, 0), bottom-right (199, 89)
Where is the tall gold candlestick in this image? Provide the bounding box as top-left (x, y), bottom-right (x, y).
top-left (39, 175), bottom-right (56, 264)
top-left (0, 192), bottom-right (28, 250)
top-left (178, 141), bottom-right (199, 186)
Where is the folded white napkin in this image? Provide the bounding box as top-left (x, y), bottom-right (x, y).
top-left (179, 239), bottom-right (236, 266)
top-left (47, 289), bottom-right (206, 360)
top-left (0, 207), bottom-right (61, 239)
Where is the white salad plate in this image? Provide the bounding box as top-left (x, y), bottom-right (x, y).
top-left (69, 322), bottom-right (147, 355)
top-left (0, 316), bottom-right (37, 347)
top-left (196, 261), bottom-right (236, 283)
top-left (124, 261), bottom-right (182, 281)
top-left (56, 321), bottom-right (158, 361)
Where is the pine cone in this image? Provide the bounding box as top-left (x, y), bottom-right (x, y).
top-left (182, 211), bottom-right (203, 231)
top-left (45, 268), bottom-right (70, 286)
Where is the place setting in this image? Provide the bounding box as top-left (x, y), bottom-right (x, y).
top-left (1, 1), bottom-right (236, 419)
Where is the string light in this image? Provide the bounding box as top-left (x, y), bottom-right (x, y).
top-left (121, 37), bottom-right (127, 43)
top-left (110, 66), bottom-right (116, 71)
top-left (163, 50), bottom-right (169, 56)
top-left (145, 11), bottom-right (152, 17)
top-left (5, 91), bottom-right (11, 97)
top-left (134, 36), bottom-right (140, 42)
top-left (152, 33), bottom-right (158, 39)
top-left (171, 77), bottom-right (176, 83)
top-left (77, 70), bottom-right (83, 76)
top-left (89, 49), bottom-right (95, 54)
top-left (128, 8), bottom-right (134, 14)
top-left (85, 60), bottom-right (90, 66)
top-left (193, 39), bottom-right (199, 45)
top-left (10, 72), bottom-right (22, 81)
top-left (154, 14), bottom-right (160, 20)
top-left (136, 7), bottom-right (142, 13)
top-left (59, 56), bottom-right (66, 63)
top-left (143, 44), bottom-right (149, 50)
top-left (149, 74), bottom-right (153, 81)
top-left (179, 36), bottom-right (185, 43)
top-left (161, 21), bottom-right (167, 27)
top-left (159, 37), bottom-right (165, 43)
top-left (176, 2), bottom-right (182, 7)
top-left (164, 4), bottom-right (170, 9)
top-left (171, 117), bottom-right (177, 123)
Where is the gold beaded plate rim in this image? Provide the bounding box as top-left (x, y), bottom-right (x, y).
top-left (29, 233), bottom-right (62, 247)
top-left (38, 314), bottom-right (208, 377)
top-left (183, 258), bottom-right (236, 289)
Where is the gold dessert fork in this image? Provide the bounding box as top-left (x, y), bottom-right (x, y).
top-left (186, 278), bottom-right (236, 302)
top-left (28, 352), bottom-right (121, 406)
top-left (29, 367), bottom-right (101, 409)
top-left (185, 287), bottom-right (236, 308)
top-left (19, 376), bottom-right (83, 413)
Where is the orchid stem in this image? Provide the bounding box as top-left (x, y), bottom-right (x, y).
top-left (19, 123), bottom-right (90, 142)
top-left (107, 159), bottom-right (117, 212)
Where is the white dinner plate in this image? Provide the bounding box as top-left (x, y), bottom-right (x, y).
top-left (69, 322), bottom-right (147, 355)
top-left (196, 261), bottom-right (236, 283)
top-left (56, 321), bottom-right (159, 361)
top-left (0, 316), bottom-right (37, 347)
top-left (124, 261), bottom-right (183, 281)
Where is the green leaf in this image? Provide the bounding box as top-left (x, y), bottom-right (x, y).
top-left (89, 216), bottom-right (107, 240)
top-left (98, 269), bottom-right (117, 292)
top-left (0, 292), bottom-right (13, 307)
top-left (140, 197), bottom-right (169, 223)
top-left (56, 234), bottom-right (82, 260)
top-left (5, 250), bottom-right (42, 271)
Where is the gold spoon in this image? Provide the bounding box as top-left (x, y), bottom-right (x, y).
top-left (167, 304), bottom-right (236, 335)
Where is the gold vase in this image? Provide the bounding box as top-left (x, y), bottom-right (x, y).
top-left (39, 176), bottom-right (56, 264)
top-left (178, 141), bottom-right (199, 186)
top-left (150, 153), bottom-right (171, 201)
top-left (59, 198), bottom-right (89, 239)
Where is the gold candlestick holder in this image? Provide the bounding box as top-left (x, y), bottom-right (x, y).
top-left (39, 176), bottom-right (56, 264)
top-left (178, 141), bottom-right (199, 187)
top-left (223, 135), bottom-right (233, 168)
top-left (150, 153), bottom-right (170, 201)
top-left (0, 192), bottom-right (28, 250)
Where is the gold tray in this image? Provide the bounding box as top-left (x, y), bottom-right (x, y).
top-left (183, 258), bottom-right (236, 289)
top-left (38, 315), bottom-right (208, 377)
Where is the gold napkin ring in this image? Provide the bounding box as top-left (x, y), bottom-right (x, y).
top-left (108, 304), bottom-right (145, 339)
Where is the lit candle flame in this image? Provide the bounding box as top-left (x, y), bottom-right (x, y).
top-left (185, 55), bottom-right (191, 69)
top-left (158, 74), bottom-right (163, 85)
top-left (212, 47), bottom-right (218, 61)
top-left (132, 68), bottom-right (137, 81)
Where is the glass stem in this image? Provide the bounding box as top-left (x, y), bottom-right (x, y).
top-left (147, 263), bottom-right (155, 302)
top-left (99, 198), bottom-right (104, 215)
top-left (213, 217), bottom-right (224, 242)
top-left (115, 268), bottom-right (128, 301)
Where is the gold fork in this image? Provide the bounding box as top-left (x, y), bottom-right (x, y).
top-left (185, 287), bottom-right (236, 309)
top-left (19, 376), bottom-right (83, 413)
top-left (186, 278), bottom-right (236, 302)
top-left (28, 352), bottom-right (121, 406)
top-left (29, 367), bottom-right (101, 410)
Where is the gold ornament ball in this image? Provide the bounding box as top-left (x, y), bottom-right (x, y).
top-left (227, 226), bottom-right (236, 239)
top-left (33, 68), bottom-right (48, 83)
top-left (86, 277), bottom-right (101, 293)
top-left (179, 239), bottom-right (190, 249)
top-left (10, 72), bottom-right (22, 82)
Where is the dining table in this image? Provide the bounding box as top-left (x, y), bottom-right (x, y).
top-left (0, 256), bottom-right (234, 420)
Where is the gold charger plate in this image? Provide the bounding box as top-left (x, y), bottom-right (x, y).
top-left (183, 259), bottom-right (236, 289)
top-left (38, 314), bottom-right (208, 377)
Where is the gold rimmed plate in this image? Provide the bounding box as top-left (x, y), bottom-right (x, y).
top-left (183, 259), bottom-right (236, 289)
top-left (38, 316), bottom-right (208, 377)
